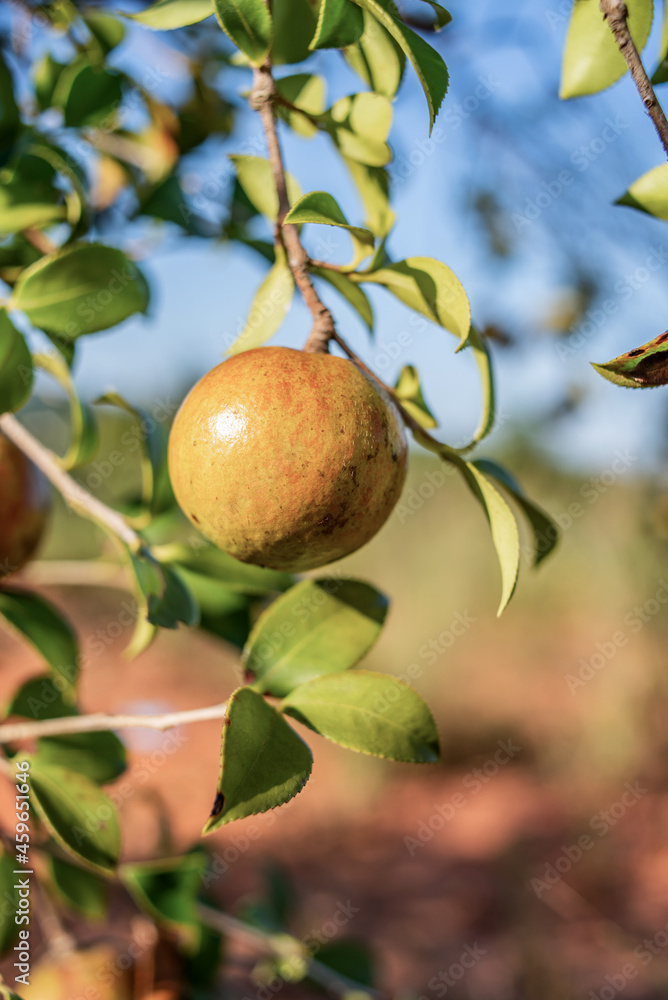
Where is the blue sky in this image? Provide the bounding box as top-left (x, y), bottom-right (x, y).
top-left (21, 0), bottom-right (668, 474)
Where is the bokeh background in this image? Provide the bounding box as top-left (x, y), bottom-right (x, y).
top-left (4, 1), bottom-right (668, 997)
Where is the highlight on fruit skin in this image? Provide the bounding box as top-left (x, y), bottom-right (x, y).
top-left (0, 432), bottom-right (51, 579)
top-left (168, 346), bottom-right (409, 572)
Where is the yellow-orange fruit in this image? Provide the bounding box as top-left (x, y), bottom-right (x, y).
top-left (0, 433), bottom-right (51, 578)
top-left (168, 347), bottom-right (408, 571)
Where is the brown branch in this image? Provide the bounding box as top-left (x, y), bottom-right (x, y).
top-left (251, 64), bottom-right (335, 354)
top-left (0, 701), bottom-right (229, 743)
top-left (0, 412), bottom-right (143, 552)
top-left (600, 0), bottom-right (668, 159)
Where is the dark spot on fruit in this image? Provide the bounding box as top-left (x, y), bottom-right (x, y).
top-left (210, 792), bottom-right (224, 817)
top-left (391, 450), bottom-right (398, 462)
top-left (191, 513), bottom-right (200, 524)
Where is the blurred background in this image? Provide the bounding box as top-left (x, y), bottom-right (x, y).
top-left (4, 0), bottom-right (668, 997)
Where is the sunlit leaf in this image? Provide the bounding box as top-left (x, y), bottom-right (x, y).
top-left (592, 330), bottom-right (668, 387)
top-left (202, 687), bottom-right (312, 831)
top-left (35, 352), bottom-right (99, 469)
top-left (616, 161), bottom-right (668, 220)
top-left (284, 191), bottom-right (375, 248)
top-left (125, 0), bottom-right (214, 29)
top-left (230, 155), bottom-right (301, 221)
top-left (227, 244), bottom-right (294, 355)
top-left (275, 74), bottom-right (325, 138)
top-left (344, 9), bottom-right (405, 97)
top-left (282, 670), bottom-right (440, 762)
top-left (311, 0), bottom-right (364, 49)
top-left (213, 0), bottom-right (272, 65)
top-left (245, 578), bottom-right (388, 697)
top-left (312, 266), bottom-right (373, 331)
top-left (560, 0), bottom-right (653, 99)
top-left (394, 365), bottom-right (437, 428)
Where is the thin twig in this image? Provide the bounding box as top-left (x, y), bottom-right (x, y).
top-left (0, 701), bottom-right (228, 743)
top-left (197, 906), bottom-right (381, 999)
top-left (0, 412), bottom-right (143, 552)
top-left (251, 64), bottom-right (335, 354)
top-left (600, 0), bottom-right (668, 159)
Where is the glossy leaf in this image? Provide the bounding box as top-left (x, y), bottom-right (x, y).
top-left (120, 852), bottom-right (207, 950)
top-left (37, 731), bottom-right (127, 785)
top-left (592, 330), bottom-right (668, 387)
top-left (282, 670), bottom-right (440, 762)
top-left (11, 244), bottom-right (149, 340)
top-left (311, 0), bottom-right (364, 49)
top-left (48, 855), bottom-right (109, 920)
top-left (344, 9), bottom-right (405, 97)
top-left (227, 244), bottom-right (294, 355)
top-left (473, 459), bottom-right (559, 567)
top-left (202, 687), bottom-right (313, 831)
top-left (126, 0), bottom-right (214, 28)
top-left (26, 757), bottom-right (121, 873)
top-left (230, 155), bottom-right (301, 221)
top-left (418, 0), bottom-right (451, 29)
top-left (312, 266), bottom-right (373, 331)
top-left (273, 0), bottom-right (317, 64)
top-left (35, 352), bottom-right (99, 469)
top-left (560, 0), bottom-right (653, 99)
top-left (350, 0), bottom-right (448, 131)
top-left (213, 0), bottom-right (272, 66)
top-left (275, 74), bottom-right (325, 138)
top-left (245, 578), bottom-right (388, 697)
top-left (0, 847), bottom-right (19, 953)
top-left (0, 308), bottom-right (32, 414)
top-left (356, 257), bottom-right (470, 345)
top-left (394, 365), bottom-right (437, 428)
top-left (454, 324), bottom-right (496, 449)
top-left (0, 589), bottom-right (78, 695)
top-left (0, 153), bottom-right (66, 234)
top-left (616, 162), bottom-right (668, 220)
top-left (284, 191), bottom-right (375, 248)
top-left (326, 92), bottom-right (392, 167)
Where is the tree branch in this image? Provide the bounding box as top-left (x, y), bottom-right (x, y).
top-left (0, 412), bottom-right (143, 553)
top-left (600, 0), bottom-right (668, 159)
top-left (0, 701), bottom-right (228, 743)
top-left (251, 64), bottom-right (335, 354)
top-left (197, 906), bottom-right (382, 999)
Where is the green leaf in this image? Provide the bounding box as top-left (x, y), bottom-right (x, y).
top-left (343, 9), bottom-right (405, 97)
top-left (120, 852), bottom-right (207, 951)
top-left (95, 391), bottom-right (172, 514)
top-left (356, 256), bottom-right (470, 345)
top-left (83, 12), bottom-right (126, 54)
top-left (126, 0), bottom-right (214, 28)
top-left (311, 0), bottom-right (365, 49)
top-left (176, 566), bottom-right (251, 648)
top-left (316, 940), bottom-right (376, 988)
top-left (284, 191), bottom-right (375, 251)
top-left (0, 153), bottom-right (66, 234)
top-left (33, 53), bottom-right (67, 112)
top-left (0, 52), bottom-right (20, 161)
top-left (227, 244), bottom-right (294, 355)
top-left (35, 352), bottom-right (99, 469)
top-left (350, 0), bottom-right (448, 131)
top-left (616, 161), bottom-right (668, 220)
top-left (652, 1), bottom-right (668, 83)
top-left (394, 365), bottom-right (436, 428)
top-left (457, 460), bottom-right (520, 616)
top-left (0, 309), bottom-right (32, 414)
top-left (326, 92), bottom-right (392, 167)
top-left (48, 855), bottom-right (109, 920)
top-left (273, 0), bottom-right (318, 63)
top-left (57, 62), bottom-right (123, 129)
top-left (455, 324), bottom-right (495, 448)
top-left (213, 0), bottom-right (272, 65)
top-left (0, 847), bottom-right (19, 953)
top-left (0, 988), bottom-right (25, 1000)
top-left (230, 155), bottom-right (301, 221)
top-left (160, 542), bottom-right (293, 594)
top-left (0, 589), bottom-right (78, 695)
top-left (37, 731), bottom-right (127, 784)
top-left (417, 0), bottom-right (451, 29)
top-left (128, 554), bottom-right (199, 631)
top-left (11, 243), bottom-right (150, 340)
top-left (26, 757), bottom-right (121, 873)
top-left (591, 329), bottom-right (668, 387)
top-left (473, 459), bottom-right (559, 567)
top-left (282, 670), bottom-right (440, 762)
top-left (5, 674), bottom-right (76, 722)
top-left (344, 158), bottom-right (394, 237)
top-left (27, 142), bottom-right (88, 238)
top-left (275, 74), bottom-right (325, 138)
top-left (312, 266), bottom-right (373, 331)
top-left (560, 0), bottom-right (653, 99)
top-left (244, 578), bottom-right (388, 697)
top-left (202, 687), bottom-right (312, 831)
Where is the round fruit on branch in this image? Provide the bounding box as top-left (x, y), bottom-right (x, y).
top-left (0, 432), bottom-right (52, 579)
top-left (168, 347), bottom-right (408, 572)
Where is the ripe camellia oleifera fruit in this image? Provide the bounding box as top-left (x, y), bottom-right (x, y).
top-left (168, 347), bottom-right (408, 571)
top-left (0, 433), bottom-right (51, 578)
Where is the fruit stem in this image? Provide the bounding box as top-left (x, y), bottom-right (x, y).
top-left (251, 63), bottom-right (336, 354)
top-left (600, 0), bottom-right (668, 159)
top-left (0, 412), bottom-right (144, 553)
